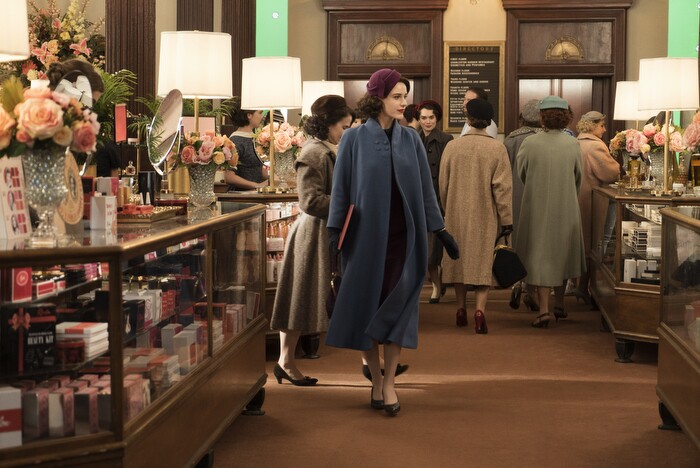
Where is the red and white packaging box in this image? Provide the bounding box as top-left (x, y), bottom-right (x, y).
top-left (74, 387), bottom-right (99, 435)
top-left (1, 268), bottom-right (32, 302)
top-left (173, 330), bottom-right (197, 374)
top-left (22, 387), bottom-right (49, 440)
top-left (0, 386), bottom-right (22, 448)
top-left (33, 279), bottom-right (56, 299)
top-left (48, 387), bottom-right (75, 437)
top-left (95, 177), bottom-right (119, 197)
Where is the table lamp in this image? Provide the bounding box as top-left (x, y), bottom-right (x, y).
top-left (302, 81), bottom-right (344, 117)
top-left (638, 57), bottom-right (699, 192)
top-left (157, 31), bottom-right (233, 134)
top-left (241, 56), bottom-right (302, 192)
top-left (0, 0), bottom-right (29, 62)
top-left (613, 81), bottom-right (648, 129)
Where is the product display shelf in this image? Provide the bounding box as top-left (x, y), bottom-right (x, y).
top-left (657, 206), bottom-right (700, 450)
top-left (216, 191), bottom-right (321, 357)
top-left (0, 202), bottom-right (267, 467)
top-left (589, 187), bottom-right (700, 362)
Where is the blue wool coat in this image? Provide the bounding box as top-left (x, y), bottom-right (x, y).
top-left (325, 118), bottom-right (444, 351)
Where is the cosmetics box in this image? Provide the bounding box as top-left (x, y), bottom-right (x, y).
top-left (161, 323), bottom-right (183, 355)
top-left (173, 330), bottom-right (197, 374)
top-left (97, 390), bottom-right (111, 431)
top-left (48, 387), bottom-right (75, 437)
top-left (123, 299), bottom-right (144, 339)
top-left (0, 386), bottom-right (22, 448)
top-left (89, 194), bottom-right (117, 231)
top-left (185, 322), bottom-right (206, 362)
top-left (22, 387), bottom-right (49, 440)
top-left (0, 267), bottom-right (32, 302)
top-left (74, 387), bottom-right (99, 435)
top-left (123, 292), bottom-right (153, 330)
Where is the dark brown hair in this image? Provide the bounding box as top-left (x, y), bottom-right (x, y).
top-left (47, 58), bottom-right (104, 93)
top-left (356, 94), bottom-right (384, 120)
top-left (303, 95), bottom-right (354, 140)
top-left (541, 108), bottom-right (572, 130)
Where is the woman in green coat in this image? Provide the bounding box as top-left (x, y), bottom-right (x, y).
top-left (515, 96), bottom-right (586, 328)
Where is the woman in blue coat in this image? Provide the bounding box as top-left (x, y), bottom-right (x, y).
top-left (326, 69), bottom-right (459, 416)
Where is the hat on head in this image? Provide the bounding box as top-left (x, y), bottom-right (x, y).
top-left (580, 110), bottom-right (605, 122)
top-left (521, 99), bottom-right (541, 124)
top-left (466, 98), bottom-right (494, 121)
top-left (367, 68), bottom-right (407, 98)
top-left (539, 95), bottom-right (569, 110)
top-left (417, 100), bottom-right (443, 122)
top-left (311, 94), bottom-right (348, 117)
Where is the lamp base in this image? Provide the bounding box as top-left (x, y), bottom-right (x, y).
top-left (257, 186), bottom-right (291, 194)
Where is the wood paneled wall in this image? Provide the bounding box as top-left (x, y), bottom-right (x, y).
top-left (105, 0), bottom-right (156, 115)
top-left (222, 0), bottom-right (256, 97)
top-left (177, 0), bottom-right (214, 31)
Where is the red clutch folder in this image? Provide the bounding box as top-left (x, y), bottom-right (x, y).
top-left (337, 204), bottom-right (354, 251)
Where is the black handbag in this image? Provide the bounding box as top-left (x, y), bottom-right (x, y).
top-left (325, 252), bottom-right (341, 318)
top-left (492, 232), bottom-right (527, 288)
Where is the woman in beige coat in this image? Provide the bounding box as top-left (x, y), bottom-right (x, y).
top-left (271, 95), bottom-right (354, 386)
top-left (575, 111), bottom-right (620, 303)
top-left (440, 99), bottom-right (513, 333)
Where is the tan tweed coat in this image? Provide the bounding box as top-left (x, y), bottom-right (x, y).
top-left (270, 139), bottom-right (334, 333)
top-left (577, 133), bottom-right (620, 255)
top-left (439, 131), bottom-right (513, 286)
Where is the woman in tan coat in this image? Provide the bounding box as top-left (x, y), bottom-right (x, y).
top-left (575, 111), bottom-right (620, 303)
top-left (271, 95), bottom-right (354, 386)
top-left (440, 99), bottom-right (513, 333)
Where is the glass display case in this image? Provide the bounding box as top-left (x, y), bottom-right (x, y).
top-left (590, 186), bottom-right (700, 362)
top-left (657, 206), bottom-right (700, 449)
top-left (0, 202), bottom-right (267, 466)
top-left (216, 191), bottom-right (321, 358)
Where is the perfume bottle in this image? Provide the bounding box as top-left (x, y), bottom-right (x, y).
top-left (124, 161), bottom-right (136, 176)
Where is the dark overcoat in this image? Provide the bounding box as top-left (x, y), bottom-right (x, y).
top-left (325, 118), bottom-right (444, 351)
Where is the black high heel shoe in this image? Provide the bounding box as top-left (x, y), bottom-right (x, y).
top-left (273, 364), bottom-right (318, 386)
top-left (362, 363), bottom-right (409, 381)
top-left (531, 313), bottom-right (551, 329)
top-left (553, 306), bottom-right (568, 321)
top-left (384, 399), bottom-right (401, 416)
top-left (523, 293), bottom-right (540, 312)
top-left (370, 388), bottom-right (384, 410)
top-left (509, 283), bottom-right (522, 310)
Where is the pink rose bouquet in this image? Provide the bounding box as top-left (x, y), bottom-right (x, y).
top-left (0, 75), bottom-right (100, 157)
top-left (169, 131), bottom-right (238, 169)
top-left (683, 110), bottom-right (700, 153)
top-left (253, 122), bottom-right (305, 161)
top-left (642, 122), bottom-right (685, 153)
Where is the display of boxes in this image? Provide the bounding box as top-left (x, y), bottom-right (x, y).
top-left (74, 387), bottom-right (99, 435)
top-left (48, 387), bottom-right (74, 437)
top-left (0, 386), bottom-right (22, 448)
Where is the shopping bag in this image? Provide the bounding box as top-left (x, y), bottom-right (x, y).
top-left (492, 233), bottom-right (527, 288)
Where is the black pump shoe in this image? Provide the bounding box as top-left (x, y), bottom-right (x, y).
top-left (362, 363), bottom-right (410, 381)
top-left (273, 364), bottom-right (318, 386)
top-left (384, 401), bottom-right (401, 416)
top-left (370, 389), bottom-right (384, 410)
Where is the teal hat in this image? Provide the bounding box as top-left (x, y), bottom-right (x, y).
top-left (539, 95), bottom-right (568, 110)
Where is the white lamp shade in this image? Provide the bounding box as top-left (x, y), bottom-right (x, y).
top-left (0, 0), bottom-right (29, 62)
top-left (241, 57), bottom-right (302, 110)
top-left (302, 81), bottom-right (345, 116)
top-left (157, 31), bottom-right (233, 99)
top-left (638, 57), bottom-right (699, 111)
top-left (613, 81), bottom-right (649, 121)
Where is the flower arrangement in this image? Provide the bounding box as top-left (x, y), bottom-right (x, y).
top-left (0, 76), bottom-right (100, 156)
top-left (609, 124), bottom-right (685, 156)
top-left (253, 122), bottom-right (306, 160)
top-left (683, 110), bottom-right (700, 153)
top-left (0, 0), bottom-right (106, 85)
top-left (169, 131), bottom-right (238, 169)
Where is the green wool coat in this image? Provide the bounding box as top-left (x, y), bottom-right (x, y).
top-left (514, 130), bottom-right (586, 287)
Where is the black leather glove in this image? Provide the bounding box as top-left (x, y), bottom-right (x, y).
top-left (328, 228), bottom-right (340, 269)
top-left (435, 229), bottom-right (460, 260)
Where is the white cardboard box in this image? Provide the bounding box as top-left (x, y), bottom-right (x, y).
top-left (0, 386), bottom-right (22, 448)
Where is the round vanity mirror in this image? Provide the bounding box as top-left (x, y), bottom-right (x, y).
top-left (147, 89), bottom-right (183, 175)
